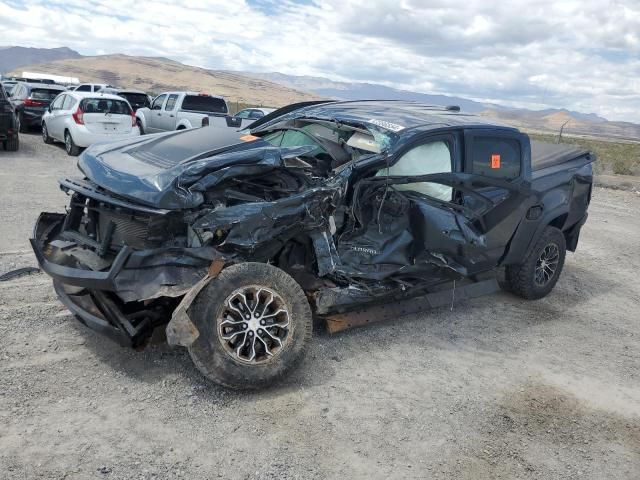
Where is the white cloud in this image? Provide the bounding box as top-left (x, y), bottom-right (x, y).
top-left (1, 0), bottom-right (639, 122)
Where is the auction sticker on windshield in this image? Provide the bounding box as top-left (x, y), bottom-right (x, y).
top-left (368, 118), bottom-right (405, 132)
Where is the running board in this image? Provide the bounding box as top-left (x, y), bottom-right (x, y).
top-left (324, 278), bottom-right (500, 334)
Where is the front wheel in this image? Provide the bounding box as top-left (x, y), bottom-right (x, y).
top-left (188, 263), bottom-right (312, 389)
top-left (64, 130), bottom-right (80, 156)
top-left (136, 119), bottom-right (144, 135)
top-left (505, 226), bottom-right (567, 300)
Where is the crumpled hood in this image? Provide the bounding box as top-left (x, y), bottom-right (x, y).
top-left (77, 127), bottom-right (315, 210)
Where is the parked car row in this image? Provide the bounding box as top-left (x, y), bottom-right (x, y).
top-left (1, 78), bottom-right (274, 156)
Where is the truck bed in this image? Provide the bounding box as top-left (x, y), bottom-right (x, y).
top-left (531, 140), bottom-right (590, 171)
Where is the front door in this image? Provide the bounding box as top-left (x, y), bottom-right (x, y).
top-left (156, 94), bottom-right (178, 131)
top-left (146, 94), bottom-right (167, 132)
top-left (336, 132), bottom-right (536, 283)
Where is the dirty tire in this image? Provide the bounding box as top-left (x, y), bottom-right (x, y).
top-left (42, 122), bottom-right (53, 144)
top-left (505, 226), bottom-right (566, 300)
top-left (4, 135), bottom-right (19, 151)
top-left (64, 130), bottom-right (80, 156)
top-left (188, 262), bottom-right (312, 389)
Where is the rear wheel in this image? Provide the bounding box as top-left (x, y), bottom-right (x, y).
top-left (64, 130), bottom-right (80, 156)
top-left (3, 134), bottom-right (19, 151)
top-left (188, 262), bottom-right (312, 389)
top-left (505, 226), bottom-right (566, 300)
top-left (42, 122), bottom-right (53, 144)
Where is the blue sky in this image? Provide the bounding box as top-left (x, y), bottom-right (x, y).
top-left (1, 0), bottom-right (639, 122)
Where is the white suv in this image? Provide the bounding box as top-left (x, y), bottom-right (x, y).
top-left (41, 91), bottom-right (140, 156)
top-left (72, 83), bottom-right (113, 93)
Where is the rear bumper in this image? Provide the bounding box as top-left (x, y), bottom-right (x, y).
top-left (71, 126), bottom-right (140, 148)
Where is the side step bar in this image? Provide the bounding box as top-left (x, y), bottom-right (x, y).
top-left (324, 278), bottom-right (500, 334)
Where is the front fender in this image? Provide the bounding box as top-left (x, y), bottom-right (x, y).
top-left (135, 110), bottom-right (148, 131)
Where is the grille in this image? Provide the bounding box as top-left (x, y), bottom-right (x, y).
top-left (98, 210), bottom-right (151, 250)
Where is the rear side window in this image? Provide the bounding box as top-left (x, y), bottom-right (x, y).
top-left (31, 89), bottom-right (63, 100)
top-left (80, 98), bottom-right (132, 115)
top-left (181, 95), bottom-right (228, 113)
top-left (76, 85), bottom-right (91, 92)
top-left (471, 137), bottom-right (521, 180)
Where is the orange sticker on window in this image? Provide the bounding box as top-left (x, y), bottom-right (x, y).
top-left (240, 134), bottom-right (259, 142)
top-left (491, 154), bottom-right (501, 169)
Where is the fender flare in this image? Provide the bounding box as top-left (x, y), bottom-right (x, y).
top-left (175, 120), bottom-right (192, 130)
top-left (502, 204), bottom-right (570, 265)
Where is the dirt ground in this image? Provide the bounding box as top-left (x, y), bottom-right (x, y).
top-left (1, 132), bottom-right (639, 480)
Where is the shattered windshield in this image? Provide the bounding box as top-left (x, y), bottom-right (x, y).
top-left (263, 129), bottom-right (326, 155)
top-left (258, 120), bottom-right (385, 171)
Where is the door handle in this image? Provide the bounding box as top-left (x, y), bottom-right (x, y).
top-left (156, 113), bottom-right (161, 116)
top-left (169, 114), bottom-right (174, 118)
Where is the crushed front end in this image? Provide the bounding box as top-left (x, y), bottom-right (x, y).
top-left (31, 178), bottom-right (223, 347)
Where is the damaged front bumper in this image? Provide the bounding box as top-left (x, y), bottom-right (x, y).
top-left (31, 212), bottom-right (217, 348)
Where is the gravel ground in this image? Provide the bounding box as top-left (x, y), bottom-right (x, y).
top-left (1, 132), bottom-right (639, 480)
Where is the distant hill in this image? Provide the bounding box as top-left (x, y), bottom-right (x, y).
top-left (8, 49), bottom-right (639, 140)
top-left (248, 72), bottom-right (489, 113)
top-left (480, 108), bottom-right (640, 141)
top-left (8, 55), bottom-right (319, 107)
top-left (0, 46), bottom-right (81, 75)
top-left (248, 72), bottom-right (640, 141)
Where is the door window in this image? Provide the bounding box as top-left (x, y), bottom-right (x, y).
top-left (164, 94), bottom-right (178, 111)
top-left (377, 140), bottom-right (453, 201)
top-left (151, 94), bottom-right (167, 110)
top-left (51, 95), bottom-right (65, 110)
top-left (76, 84), bottom-right (91, 92)
top-left (62, 95), bottom-right (76, 110)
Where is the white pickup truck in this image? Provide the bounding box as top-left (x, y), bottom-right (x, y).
top-left (135, 91), bottom-right (244, 134)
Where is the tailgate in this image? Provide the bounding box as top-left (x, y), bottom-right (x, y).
top-left (80, 97), bottom-right (133, 135)
top-left (83, 112), bottom-right (132, 135)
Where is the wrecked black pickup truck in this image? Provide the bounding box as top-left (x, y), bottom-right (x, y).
top-left (31, 100), bottom-right (595, 388)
